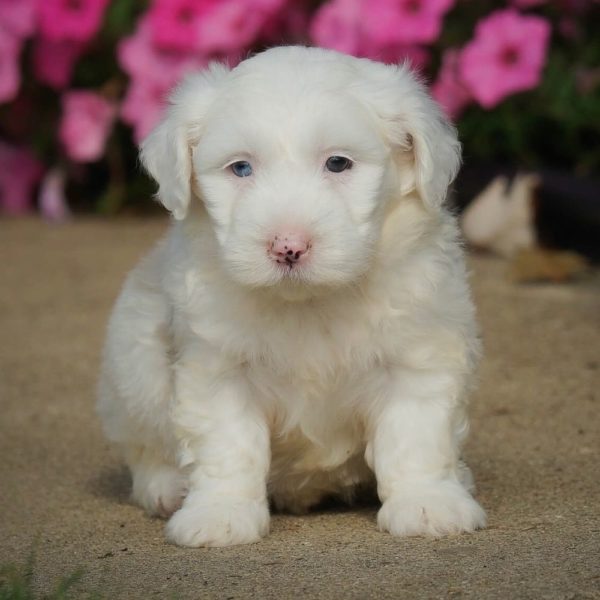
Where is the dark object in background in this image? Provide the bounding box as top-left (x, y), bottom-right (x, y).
top-left (535, 171), bottom-right (600, 263)
top-left (454, 166), bottom-right (600, 262)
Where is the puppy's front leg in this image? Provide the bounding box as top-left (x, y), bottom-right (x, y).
top-left (367, 370), bottom-right (486, 537)
top-left (166, 349), bottom-right (270, 547)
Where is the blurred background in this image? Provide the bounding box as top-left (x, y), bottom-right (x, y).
top-left (0, 0), bottom-right (599, 268)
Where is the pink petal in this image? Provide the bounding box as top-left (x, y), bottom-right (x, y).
top-left (38, 0), bottom-right (109, 44)
top-left (431, 49), bottom-right (471, 119)
top-left (310, 0), bottom-right (364, 55)
top-left (120, 79), bottom-right (170, 144)
top-left (59, 91), bottom-right (116, 162)
top-left (118, 16), bottom-right (207, 88)
top-left (363, 0), bottom-right (455, 46)
top-left (0, 0), bottom-right (38, 39)
top-left (147, 0), bottom-right (216, 52)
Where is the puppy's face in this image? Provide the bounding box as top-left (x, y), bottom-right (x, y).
top-left (141, 47), bottom-right (461, 297)
top-left (193, 79), bottom-right (390, 292)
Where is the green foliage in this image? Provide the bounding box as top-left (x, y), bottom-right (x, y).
top-left (443, 1), bottom-right (600, 175)
top-left (0, 552), bottom-right (91, 600)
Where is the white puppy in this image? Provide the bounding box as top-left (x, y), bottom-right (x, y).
top-left (97, 46), bottom-right (486, 547)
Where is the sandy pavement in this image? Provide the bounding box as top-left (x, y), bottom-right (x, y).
top-left (1, 218), bottom-right (598, 599)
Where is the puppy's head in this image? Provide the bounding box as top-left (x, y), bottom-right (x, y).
top-left (141, 46), bottom-right (460, 297)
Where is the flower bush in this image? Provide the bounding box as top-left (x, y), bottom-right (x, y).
top-left (0, 0), bottom-right (598, 217)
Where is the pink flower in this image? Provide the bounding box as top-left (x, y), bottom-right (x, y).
top-left (146, 0), bottom-right (287, 54)
top-left (32, 37), bottom-right (85, 89)
top-left (459, 9), bottom-right (551, 108)
top-left (362, 0), bottom-right (455, 46)
top-left (196, 0), bottom-right (287, 55)
top-left (39, 0), bottom-right (109, 43)
top-left (38, 168), bottom-right (70, 222)
top-left (0, 27), bottom-right (21, 103)
top-left (196, 1), bottom-right (260, 54)
top-left (118, 16), bottom-right (206, 88)
top-left (147, 0), bottom-right (217, 52)
top-left (431, 49), bottom-right (471, 119)
top-left (0, 142), bottom-right (44, 215)
top-left (310, 0), bottom-right (363, 55)
top-left (311, 0), bottom-right (434, 67)
top-left (0, 0), bottom-right (38, 39)
top-left (120, 78), bottom-right (170, 144)
top-left (118, 15), bottom-right (210, 141)
top-left (59, 91), bottom-right (116, 162)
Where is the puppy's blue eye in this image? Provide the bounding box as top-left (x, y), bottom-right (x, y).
top-left (230, 161), bottom-right (253, 177)
top-left (325, 156), bottom-right (353, 173)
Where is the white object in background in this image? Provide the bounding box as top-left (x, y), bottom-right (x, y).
top-left (461, 173), bottom-right (540, 257)
top-left (38, 168), bottom-right (70, 223)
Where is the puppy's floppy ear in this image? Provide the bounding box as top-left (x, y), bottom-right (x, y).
top-left (139, 63), bottom-right (230, 220)
top-left (357, 61), bottom-right (461, 210)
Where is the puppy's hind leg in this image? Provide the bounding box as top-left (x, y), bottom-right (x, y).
top-left (97, 249), bottom-right (186, 519)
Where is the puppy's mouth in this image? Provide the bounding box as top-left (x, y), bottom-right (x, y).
top-left (275, 255), bottom-right (303, 268)
top-left (267, 263), bottom-right (322, 301)
top-left (267, 253), bottom-right (320, 294)
top-left (272, 259), bottom-right (310, 280)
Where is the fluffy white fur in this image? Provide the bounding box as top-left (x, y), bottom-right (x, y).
top-left (97, 46), bottom-right (486, 547)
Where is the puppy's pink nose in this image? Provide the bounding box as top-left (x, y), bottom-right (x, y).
top-left (268, 233), bottom-right (310, 265)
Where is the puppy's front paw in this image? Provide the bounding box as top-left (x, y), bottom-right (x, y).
top-left (165, 495), bottom-right (270, 547)
top-left (131, 464), bottom-right (188, 519)
top-left (378, 480), bottom-right (486, 538)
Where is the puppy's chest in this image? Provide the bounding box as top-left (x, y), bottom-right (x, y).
top-left (189, 293), bottom-right (386, 469)
top-left (242, 316), bottom-right (380, 459)
top-left (186, 285), bottom-right (391, 400)
top-left (247, 361), bottom-right (367, 471)
top-left (245, 300), bottom-right (387, 376)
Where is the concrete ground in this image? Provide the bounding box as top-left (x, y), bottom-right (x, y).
top-left (1, 218), bottom-right (598, 599)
